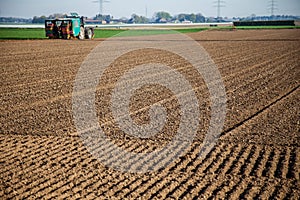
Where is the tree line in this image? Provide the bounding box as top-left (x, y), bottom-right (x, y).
top-left (128, 11), bottom-right (206, 23)
top-left (32, 13), bottom-right (67, 23)
top-left (0, 17), bottom-right (32, 23)
top-left (1, 12), bottom-right (298, 24)
top-left (31, 11), bottom-right (205, 24)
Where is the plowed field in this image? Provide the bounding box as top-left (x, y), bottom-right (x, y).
top-left (1, 29), bottom-right (299, 199)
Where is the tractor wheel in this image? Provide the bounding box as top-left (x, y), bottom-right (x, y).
top-left (78, 27), bottom-right (85, 40)
top-left (85, 28), bottom-right (93, 39)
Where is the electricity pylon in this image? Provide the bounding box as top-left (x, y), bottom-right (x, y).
top-left (214, 0), bottom-right (226, 20)
top-left (93, 0), bottom-right (110, 15)
top-left (268, 0), bottom-right (277, 16)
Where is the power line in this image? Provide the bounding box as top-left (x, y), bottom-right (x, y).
top-left (214, 0), bottom-right (226, 19)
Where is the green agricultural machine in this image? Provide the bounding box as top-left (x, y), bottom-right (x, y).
top-left (45, 13), bottom-right (94, 39)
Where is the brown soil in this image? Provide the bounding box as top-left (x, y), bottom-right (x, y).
top-left (1, 29), bottom-right (299, 199)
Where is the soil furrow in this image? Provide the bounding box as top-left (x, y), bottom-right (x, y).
top-left (1, 29), bottom-right (299, 199)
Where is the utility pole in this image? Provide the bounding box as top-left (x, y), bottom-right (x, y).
top-left (145, 5), bottom-right (148, 18)
top-left (145, 0), bottom-right (148, 18)
top-left (268, 0), bottom-right (277, 16)
top-left (93, 0), bottom-right (110, 15)
top-left (214, 0), bottom-right (225, 20)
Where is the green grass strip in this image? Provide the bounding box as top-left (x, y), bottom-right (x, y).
top-left (94, 28), bottom-right (209, 38)
top-left (175, 28), bottom-right (209, 33)
top-left (0, 28), bottom-right (46, 39)
top-left (93, 29), bottom-right (126, 38)
top-left (0, 26), bottom-right (299, 40)
top-left (0, 27), bottom-right (208, 39)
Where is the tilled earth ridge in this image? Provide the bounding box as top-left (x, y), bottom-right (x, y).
top-left (0, 29), bottom-right (299, 199)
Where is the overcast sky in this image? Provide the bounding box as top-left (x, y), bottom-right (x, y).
top-left (0, 0), bottom-right (299, 19)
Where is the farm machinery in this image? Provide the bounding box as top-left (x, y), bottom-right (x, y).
top-left (45, 13), bottom-right (94, 39)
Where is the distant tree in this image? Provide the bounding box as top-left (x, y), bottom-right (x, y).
top-left (177, 14), bottom-right (186, 22)
top-left (94, 14), bottom-right (104, 20)
top-left (130, 14), bottom-right (149, 24)
top-left (32, 13), bottom-right (68, 23)
top-left (94, 14), bottom-right (111, 23)
top-left (0, 17), bottom-right (32, 23)
top-left (250, 14), bottom-right (256, 20)
top-left (105, 15), bottom-right (111, 23)
top-left (189, 13), bottom-right (196, 22)
top-left (175, 13), bottom-right (205, 23)
top-left (48, 13), bottom-right (67, 19)
top-left (32, 15), bottom-right (46, 23)
top-left (154, 11), bottom-right (172, 22)
top-left (32, 16), bottom-right (38, 23)
top-left (195, 13), bottom-right (205, 22)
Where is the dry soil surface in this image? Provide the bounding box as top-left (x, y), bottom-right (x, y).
top-left (1, 29), bottom-right (299, 199)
